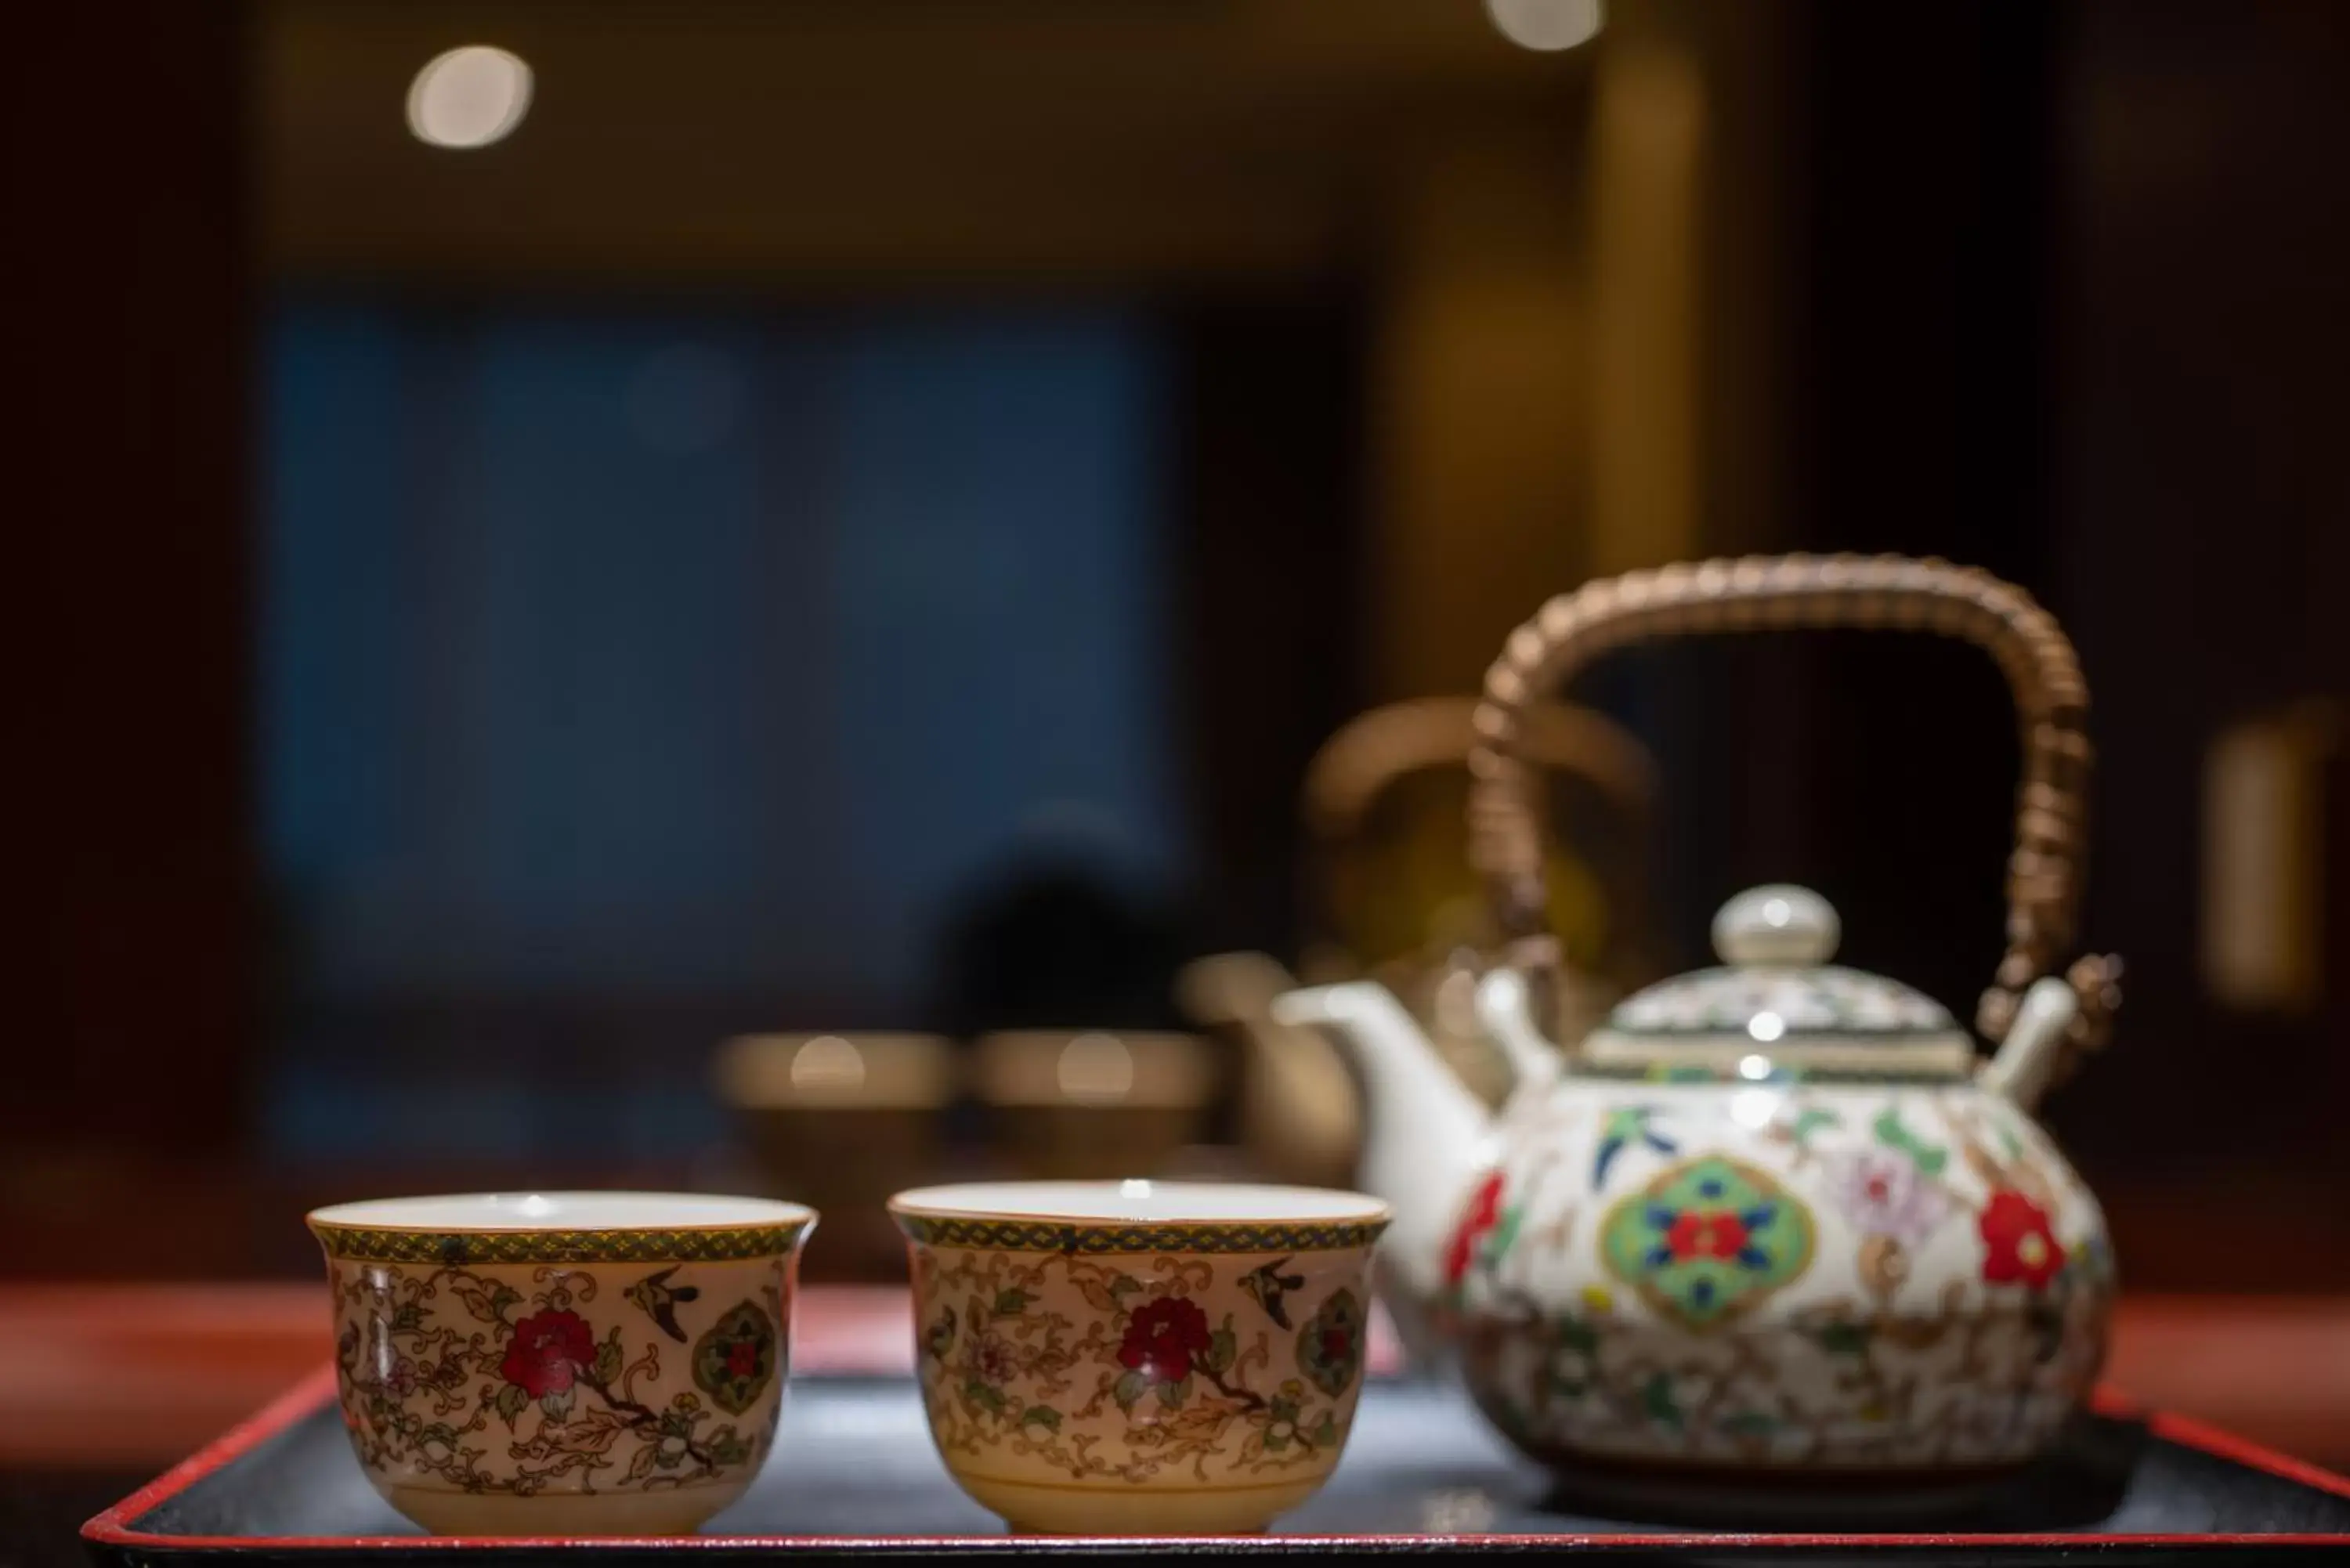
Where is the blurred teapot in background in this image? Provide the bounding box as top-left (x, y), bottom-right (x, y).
top-left (1178, 693), bottom-right (1662, 1212)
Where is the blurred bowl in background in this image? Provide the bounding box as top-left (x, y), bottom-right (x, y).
top-left (714, 1032), bottom-right (955, 1280)
top-left (972, 1031), bottom-right (1220, 1183)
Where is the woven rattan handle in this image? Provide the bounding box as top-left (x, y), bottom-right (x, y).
top-left (1468, 553), bottom-right (2119, 1050)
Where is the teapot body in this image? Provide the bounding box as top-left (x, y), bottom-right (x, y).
top-left (1444, 1069), bottom-right (2113, 1475)
top-left (1416, 557), bottom-right (2129, 1483)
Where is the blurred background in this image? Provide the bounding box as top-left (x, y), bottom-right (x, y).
top-left (9, 0), bottom-right (2349, 1483)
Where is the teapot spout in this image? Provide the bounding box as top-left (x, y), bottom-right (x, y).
top-left (1271, 981), bottom-right (1497, 1317)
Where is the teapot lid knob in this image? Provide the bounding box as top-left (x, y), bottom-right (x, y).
top-left (1713, 885), bottom-right (1840, 967)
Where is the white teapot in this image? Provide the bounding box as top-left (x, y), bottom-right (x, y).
top-left (1277, 555), bottom-right (2124, 1483)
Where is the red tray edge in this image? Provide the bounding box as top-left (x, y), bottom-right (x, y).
top-left (82, 1366), bottom-right (2350, 1552)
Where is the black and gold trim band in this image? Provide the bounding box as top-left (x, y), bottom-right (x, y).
top-left (311, 1222), bottom-right (813, 1266)
top-left (891, 1216), bottom-right (1388, 1254)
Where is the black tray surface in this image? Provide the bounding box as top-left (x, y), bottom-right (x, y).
top-left (88, 1375), bottom-right (2350, 1564)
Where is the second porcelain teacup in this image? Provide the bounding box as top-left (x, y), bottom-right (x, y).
top-left (309, 1191), bottom-right (815, 1536)
top-left (889, 1180), bottom-right (1389, 1535)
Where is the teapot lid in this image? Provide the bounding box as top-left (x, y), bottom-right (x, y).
top-left (1579, 885), bottom-right (1976, 1082)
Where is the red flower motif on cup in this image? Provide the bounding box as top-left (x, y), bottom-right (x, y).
top-left (1978, 1189), bottom-right (2063, 1289)
top-left (1443, 1172), bottom-right (1506, 1285)
top-left (966, 1331), bottom-right (1018, 1386)
top-left (501, 1309), bottom-right (596, 1398)
top-left (1118, 1294), bottom-right (1213, 1382)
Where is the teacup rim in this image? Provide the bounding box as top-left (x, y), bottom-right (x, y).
top-left (307, 1189), bottom-right (816, 1234)
top-left (886, 1179), bottom-right (1390, 1230)
top-left (309, 1191), bottom-right (818, 1267)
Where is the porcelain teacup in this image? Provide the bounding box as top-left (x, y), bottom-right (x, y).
top-left (888, 1179), bottom-right (1389, 1535)
top-left (308, 1191), bottom-right (816, 1537)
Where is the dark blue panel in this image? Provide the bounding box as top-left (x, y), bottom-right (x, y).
top-left (255, 302), bottom-right (1182, 1159)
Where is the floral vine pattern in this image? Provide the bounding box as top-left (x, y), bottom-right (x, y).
top-left (1442, 1083), bottom-right (2113, 1469)
top-left (328, 1259), bottom-right (786, 1498)
top-left (908, 1246), bottom-right (1368, 1487)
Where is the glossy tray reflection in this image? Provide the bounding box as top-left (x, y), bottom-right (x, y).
top-left (85, 1372), bottom-right (2350, 1563)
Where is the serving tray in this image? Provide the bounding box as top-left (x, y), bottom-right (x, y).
top-left (85, 1369), bottom-right (2350, 1564)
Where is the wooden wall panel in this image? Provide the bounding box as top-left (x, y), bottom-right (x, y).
top-left (11, 2), bottom-right (252, 1162)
